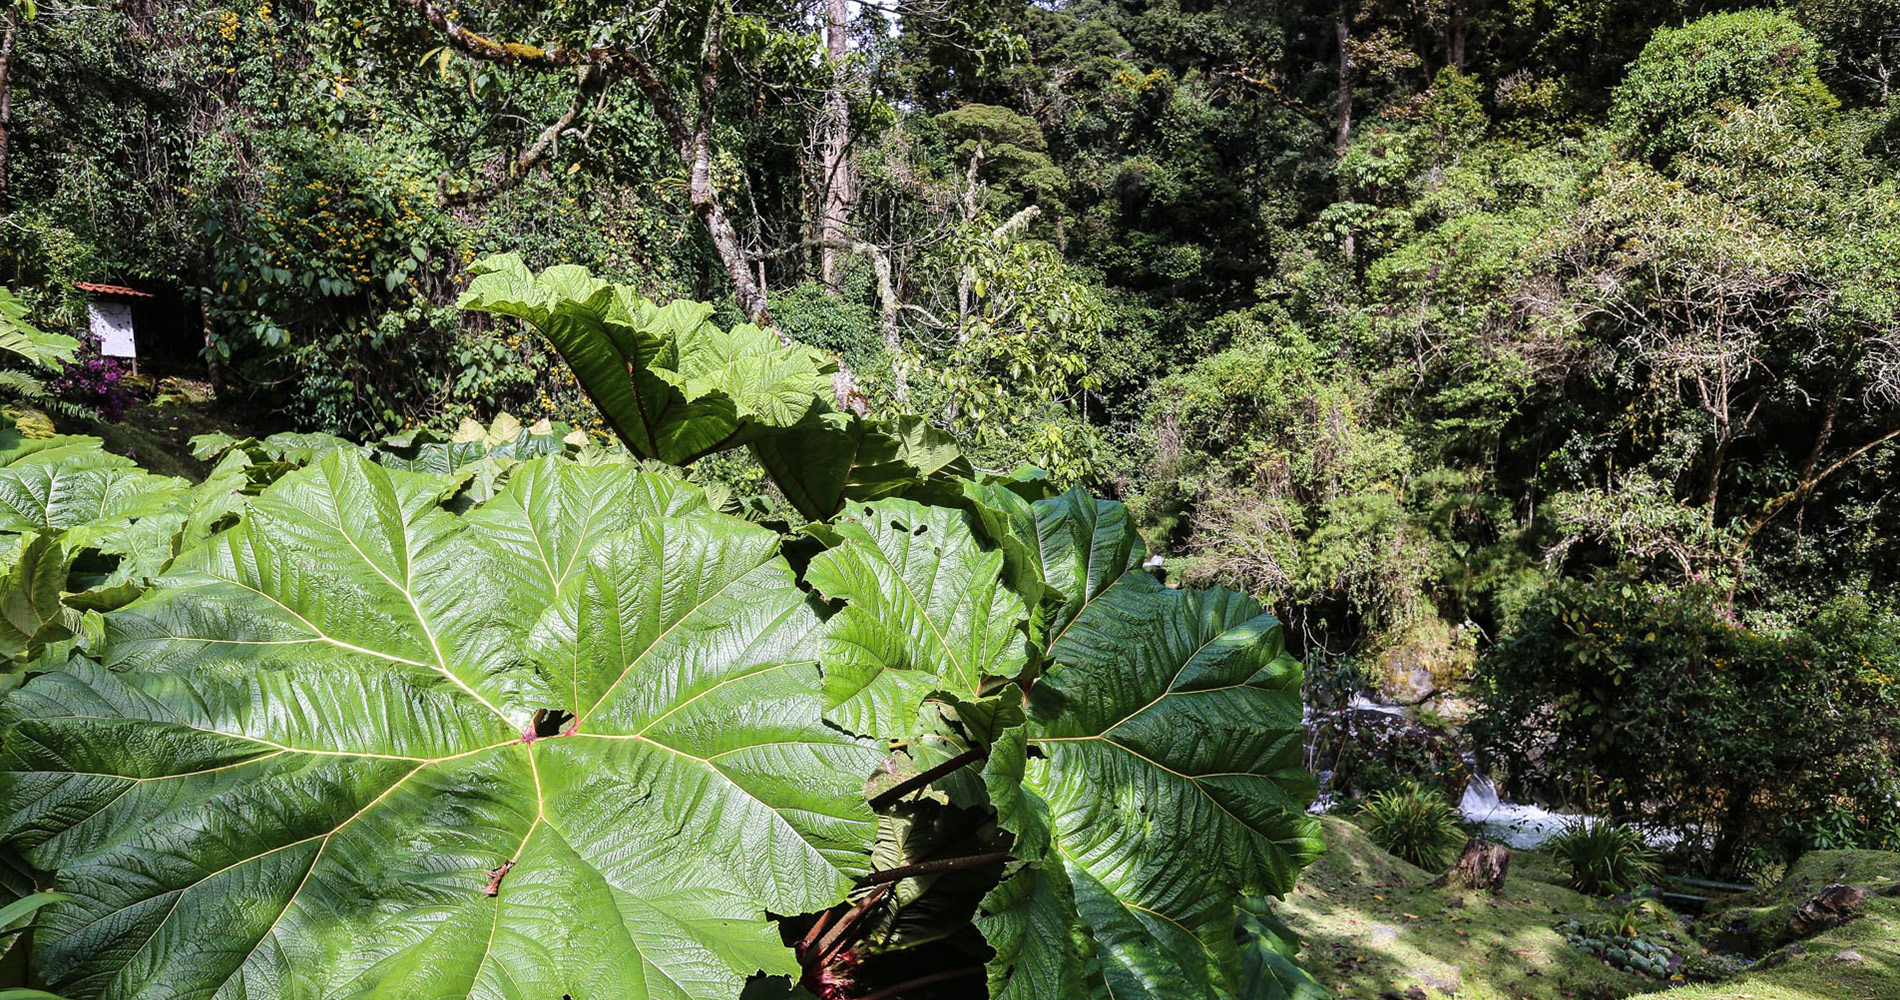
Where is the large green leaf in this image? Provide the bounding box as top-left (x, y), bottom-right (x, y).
top-left (750, 412), bottom-right (970, 522)
top-left (804, 498), bottom-right (1029, 737)
top-left (460, 256), bottom-right (831, 465)
top-left (0, 463), bottom-right (196, 607)
top-left (0, 289), bottom-right (78, 372)
top-left (973, 729), bottom-right (1099, 1000)
top-left (0, 452), bottom-right (882, 999)
top-left (0, 534), bottom-right (73, 659)
top-left (1033, 488), bottom-right (1145, 644)
top-left (187, 431), bottom-right (357, 467)
top-left (373, 413), bottom-right (579, 478)
top-left (0, 434), bottom-right (131, 471)
top-left (976, 500), bottom-right (1322, 1000)
top-left (0, 465), bottom-right (188, 539)
top-left (463, 457), bottom-right (723, 609)
top-left (1235, 903), bottom-right (1329, 1000)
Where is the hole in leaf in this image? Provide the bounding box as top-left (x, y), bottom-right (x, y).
top-left (531, 708), bottom-right (575, 739)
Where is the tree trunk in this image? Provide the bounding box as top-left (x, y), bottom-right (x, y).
top-left (202, 307), bottom-right (220, 384)
top-left (1446, 837), bottom-right (1509, 893)
top-left (1447, 0), bottom-right (1466, 72)
top-left (817, 0), bottom-right (852, 288)
top-left (955, 143), bottom-right (983, 343)
top-left (1335, 11), bottom-right (1355, 262)
top-left (862, 243), bottom-right (906, 401)
top-left (1334, 14), bottom-right (1353, 159)
top-left (676, 6), bottom-right (774, 330)
top-left (687, 131), bottom-right (773, 328)
top-left (0, 6), bottom-right (17, 214)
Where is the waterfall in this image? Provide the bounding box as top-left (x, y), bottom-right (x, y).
top-left (1458, 772), bottom-right (1591, 849)
top-left (1346, 694), bottom-right (1404, 716)
top-left (1460, 773), bottom-right (1501, 814)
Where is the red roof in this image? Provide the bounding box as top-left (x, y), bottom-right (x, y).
top-left (74, 281), bottom-right (156, 299)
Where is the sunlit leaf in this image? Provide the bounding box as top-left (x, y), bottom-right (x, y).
top-left (2, 452), bottom-right (882, 999)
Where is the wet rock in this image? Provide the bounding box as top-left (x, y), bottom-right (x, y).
top-left (1789, 884), bottom-right (1873, 937)
top-left (1374, 663), bottom-right (1438, 706)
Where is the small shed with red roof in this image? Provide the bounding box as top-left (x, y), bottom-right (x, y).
top-left (74, 281), bottom-right (156, 359)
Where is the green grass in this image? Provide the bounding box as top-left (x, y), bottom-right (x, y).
top-left (1645, 897), bottom-right (1899, 1000)
top-left (1768, 851), bottom-right (1900, 903)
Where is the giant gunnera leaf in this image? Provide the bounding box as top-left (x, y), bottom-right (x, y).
top-left (0, 451), bottom-right (882, 999)
top-left (749, 412), bottom-right (971, 522)
top-left (459, 255), bottom-right (832, 466)
top-left (977, 495), bottom-right (1323, 1000)
top-left (804, 498), bottom-right (1028, 738)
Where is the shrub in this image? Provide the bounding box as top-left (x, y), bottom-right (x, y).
top-left (1315, 704), bottom-right (1471, 801)
top-left (772, 280), bottom-right (884, 373)
top-left (1609, 10), bottom-right (1838, 167)
top-left (48, 329), bottom-right (142, 421)
top-left (1359, 781), bottom-right (1468, 870)
top-left (1547, 820), bottom-right (1660, 895)
top-left (1470, 575), bottom-right (1900, 872)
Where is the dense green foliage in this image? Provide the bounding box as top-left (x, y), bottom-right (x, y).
top-left (4, 0), bottom-right (1900, 989)
top-left (1470, 575), bottom-right (1900, 869)
top-left (6, 0), bottom-right (1897, 655)
top-left (1608, 10), bottom-right (1839, 164)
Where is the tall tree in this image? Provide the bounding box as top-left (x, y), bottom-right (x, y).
top-left (817, 0), bottom-right (852, 287)
top-left (404, 0), bottom-right (799, 327)
top-left (0, 1), bottom-right (33, 213)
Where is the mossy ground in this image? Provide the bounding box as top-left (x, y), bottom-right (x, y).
top-left (64, 380), bottom-right (258, 480)
top-left (1280, 820), bottom-right (1900, 1000)
top-left (1280, 816), bottom-right (1653, 999)
top-left (1646, 852), bottom-right (1900, 1000)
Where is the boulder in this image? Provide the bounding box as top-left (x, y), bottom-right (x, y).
top-left (1371, 618), bottom-right (1476, 707)
top-left (1788, 883), bottom-right (1873, 937)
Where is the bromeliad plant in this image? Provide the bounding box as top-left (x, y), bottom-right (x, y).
top-left (0, 258), bottom-right (1324, 1000)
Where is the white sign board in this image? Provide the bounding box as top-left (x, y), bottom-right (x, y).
top-left (88, 301), bottom-right (136, 358)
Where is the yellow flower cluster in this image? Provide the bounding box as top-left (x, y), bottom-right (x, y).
top-left (1860, 657), bottom-right (1896, 686)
